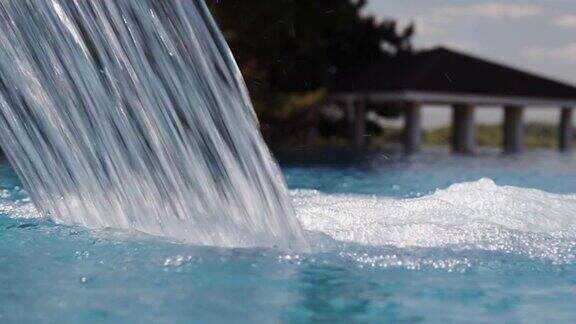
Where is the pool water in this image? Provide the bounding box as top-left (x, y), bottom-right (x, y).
top-left (2, 150), bottom-right (576, 323)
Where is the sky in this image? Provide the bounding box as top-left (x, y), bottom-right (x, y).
top-left (364, 0), bottom-right (576, 127)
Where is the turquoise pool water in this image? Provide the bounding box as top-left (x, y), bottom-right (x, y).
top-left (2, 150), bottom-right (576, 323)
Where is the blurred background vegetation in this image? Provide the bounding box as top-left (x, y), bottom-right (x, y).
top-left (208, 0), bottom-right (413, 145)
top-left (424, 123), bottom-right (560, 149)
top-left (208, 0), bottom-right (566, 150)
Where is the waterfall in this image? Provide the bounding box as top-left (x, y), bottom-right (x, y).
top-left (0, 0), bottom-right (306, 248)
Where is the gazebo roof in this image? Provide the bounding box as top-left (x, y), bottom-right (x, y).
top-left (330, 47), bottom-right (576, 106)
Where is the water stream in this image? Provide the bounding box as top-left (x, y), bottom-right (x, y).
top-left (0, 0), bottom-right (306, 248)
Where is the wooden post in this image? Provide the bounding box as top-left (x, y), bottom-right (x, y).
top-left (452, 104), bottom-right (475, 154)
top-left (403, 102), bottom-right (421, 154)
top-left (503, 105), bottom-right (524, 153)
top-left (559, 107), bottom-right (573, 152)
top-left (345, 98), bottom-right (355, 124)
top-left (353, 99), bottom-right (366, 150)
top-left (345, 98), bottom-right (355, 144)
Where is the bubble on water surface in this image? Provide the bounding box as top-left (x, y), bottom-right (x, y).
top-left (2, 177), bottom-right (576, 264)
top-left (293, 178), bottom-right (576, 262)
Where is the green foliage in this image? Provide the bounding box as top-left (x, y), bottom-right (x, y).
top-left (369, 127), bottom-right (404, 148)
top-left (258, 90), bottom-right (325, 144)
top-left (424, 123), bottom-right (566, 149)
top-left (208, 1), bottom-right (414, 145)
top-left (209, 0), bottom-right (413, 92)
top-left (475, 125), bottom-right (502, 147)
top-left (524, 123), bottom-right (558, 148)
top-left (423, 127), bottom-right (451, 147)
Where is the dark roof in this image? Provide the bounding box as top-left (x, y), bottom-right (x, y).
top-left (330, 47), bottom-right (576, 101)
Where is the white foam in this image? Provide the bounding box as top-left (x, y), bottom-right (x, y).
top-left (4, 177), bottom-right (576, 260)
top-left (294, 178), bottom-right (576, 248)
top-left (0, 188), bottom-right (41, 219)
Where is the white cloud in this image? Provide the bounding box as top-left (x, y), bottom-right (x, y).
top-left (440, 2), bottom-right (542, 19)
top-left (420, 39), bottom-right (479, 52)
top-left (405, 2), bottom-right (544, 44)
top-left (553, 14), bottom-right (576, 28)
top-left (396, 15), bottom-right (447, 37)
top-left (439, 40), bottom-right (480, 52)
top-left (524, 44), bottom-right (576, 63)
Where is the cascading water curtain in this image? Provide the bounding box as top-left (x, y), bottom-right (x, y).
top-left (0, 0), bottom-right (307, 248)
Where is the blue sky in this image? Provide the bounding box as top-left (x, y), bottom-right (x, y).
top-left (365, 0), bottom-right (576, 84)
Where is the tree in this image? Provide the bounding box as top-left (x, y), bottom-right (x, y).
top-left (208, 0), bottom-right (414, 144)
top-left (210, 0), bottom-right (413, 91)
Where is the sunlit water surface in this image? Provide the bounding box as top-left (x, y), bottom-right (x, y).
top-left (2, 150), bottom-right (576, 323)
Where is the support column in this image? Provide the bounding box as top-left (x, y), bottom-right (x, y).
top-left (345, 98), bottom-right (355, 144)
top-left (403, 102), bottom-right (422, 154)
top-left (451, 104), bottom-right (475, 154)
top-left (559, 107), bottom-right (573, 152)
top-left (503, 105), bottom-right (524, 153)
top-left (345, 98), bottom-right (355, 124)
top-left (353, 99), bottom-right (366, 150)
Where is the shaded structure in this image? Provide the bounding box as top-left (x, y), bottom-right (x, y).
top-left (327, 47), bottom-right (576, 153)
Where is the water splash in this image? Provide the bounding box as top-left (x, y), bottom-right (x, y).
top-left (4, 173), bottom-right (576, 262)
top-left (294, 178), bottom-right (576, 262)
top-left (0, 0), bottom-right (306, 248)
